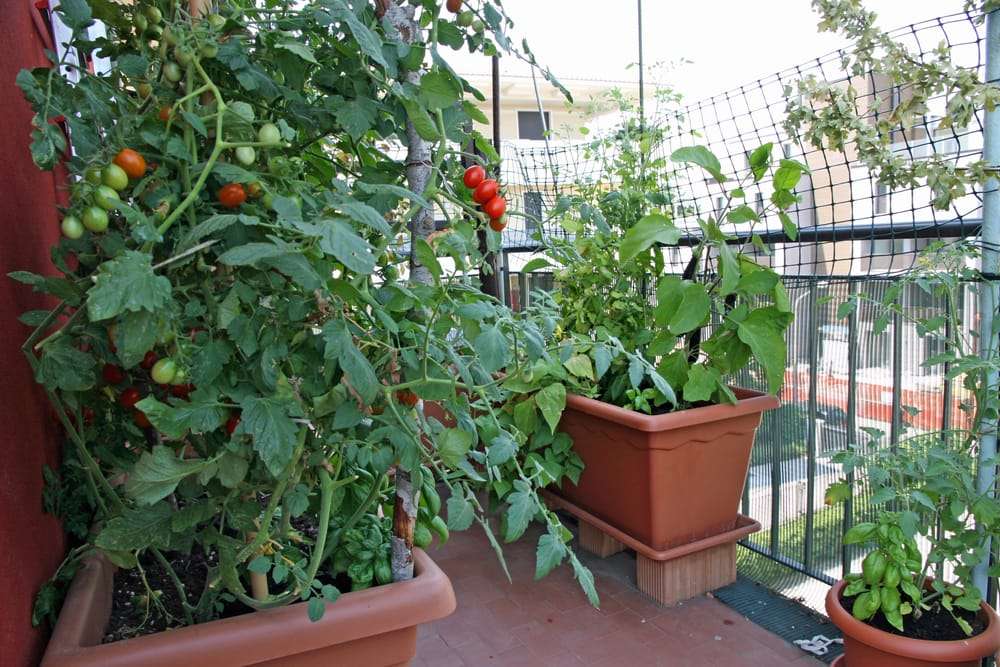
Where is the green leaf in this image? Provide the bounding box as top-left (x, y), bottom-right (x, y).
top-left (35, 338), bottom-right (95, 392)
top-left (487, 434), bottom-right (518, 466)
top-left (307, 597), bottom-right (326, 622)
top-left (563, 354), bottom-right (594, 380)
top-left (218, 242), bottom-right (288, 266)
top-left (414, 239), bottom-right (442, 281)
top-left (135, 395), bottom-right (226, 440)
top-left (315, 219), bottom-right (376, 275)
top-left (748, 143), bottom-right (773, 181)
top-left (521, 258), bottom-right (553, 273)
top-left (439, 429), bottom-right (474, 467)
top-left (671, 145), bottom-right (727, 182)
top-left (843, 522), bottom-right (877, 545)
top-left (569, 555), bottom-right (600, 607)
top-left (95, 503), bottom-right (173, 551)
top-left (474, 326), bottom-right (510, 374)
top-left (401, 99), bottom-right (440, 141)
top-left (56, 0), bottom-right (93, 31)
top-left (778, 211), bottom-right (799, 241)
top-left (125, 446), bottom-right (212, 506)
top-left (683, 364), bottom-right (720, 403)
top-left (535, 383), bottom-right (567, 433)
top-left (535, 531), bottom-right (567, 579)
top-left (669, 283), bottom-right (710, 335)
top-left (513, 398), bottom-right (538, 435)
top-left (324, 0), bottom-right (388, 68)
top-left (620, 213), bottom-right (681, 260)
top-left (87, 251), bottom-right (172, 321)
top-left (736, 307), bottom-right (792, 395)
top-left (504, 482), bottom-right (535, 542)
top-left (446, 493), bottom-right (475, 531)
top-left (276, 41), bottom-right (318, 64)
top-left (420, 69), bottom-right (462, 110)
top-left (774, 159), bottom-right (808, 190)
top-left (237, 396), bottom-right (300, 477)
top-left (334, 198), bottom-right (392, 235)
top-left (116, 309), bottom-right (168, 369)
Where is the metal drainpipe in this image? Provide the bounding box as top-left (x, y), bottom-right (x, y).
top-left (974, 8), bottom-right (1000, 599)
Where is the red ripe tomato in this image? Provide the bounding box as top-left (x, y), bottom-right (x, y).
top-left (113, 148), bottom-right (147, 179)
top-left (170, 383), bottom-right (194, 400)
top-left (397, 389), bottom-right (419, 407)
top-left (483, 196), bottom-right (506, 220)
top-left (225, 413), bottom-right (241, 435)
top-left (217, 183), bottom-right (247, 209)
top-left (446, 0), bottom-right (462, 12)
top-left (102, 363), bottom-right (126, 385)
top-left (119, 386), bottom-right (142, 408)
top-left (489, 217), bottom-right (507, 232)
top-left (463, 165), bottom-right (486, 189)
top-left (158, 106), bottom-right (171, 122)
top-left (140, 350), bottom-right (158, 370)
top-left (82, 407), bottom-right (95, 426)
top-left (133, 410), bottom-right (152, 429)
top-left (473, 179), bottom-right (499, 205)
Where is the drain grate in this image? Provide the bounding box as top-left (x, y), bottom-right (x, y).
top-left (713, 576), bottom-right (843, 665)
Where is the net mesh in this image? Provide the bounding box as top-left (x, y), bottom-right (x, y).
top-left (497, 10), bottom-right (987, 280)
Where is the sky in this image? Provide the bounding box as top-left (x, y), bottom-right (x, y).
top-left (449, 0), bottom-right (966, 103)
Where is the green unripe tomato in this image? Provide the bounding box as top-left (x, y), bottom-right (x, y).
top-left (862, 550), bottom-right (888, 586)
top-left (101, 163), bottom-right (129, 191)
top-left (84, 167), bottom-right (102, 185)
top-left (173, 46), bottom-right (193, 66)
top-left (207, 13), bottom-right (226, 30)
top-left (163, 61), bottom-right (182, 83)
top-left (94, 185), bottom-right (122, 210)
top-left (261, 192), bottom-right (274, 210)
top-left (257, 122), bottom-right (281, 145)
top-left (457, 10), bottom-right (474, 27)
top-left (161, 25), bottom-right (178, 46)
top-left (144, 5), bottom-right (162, 24)
top-left (235, 146), bottom-right (256, 166)
top-left (147, 24), bottom-right (163, 40)
top-left (82, 206), bottom-right (109, 233)
top-left (61, 215), bottom-right (84, 239)
top-left (151, 358), bottom-right (178, 385)
top-left (170, 367), bottom-right (188, 386)
top-left (137, 82), bottom-right (153, 98)
top-left (200, 43), bottom-right (219, 59)
top-left (134, 13), bottom-right (148, 34)
top-left (471, 18), bottom-right (485, 32)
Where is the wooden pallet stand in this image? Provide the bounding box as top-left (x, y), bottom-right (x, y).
top-left (541, 490), bottom-right (761, 605)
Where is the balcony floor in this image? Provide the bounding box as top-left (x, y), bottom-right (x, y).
top-left (416, 520), bottom-right (826, 666)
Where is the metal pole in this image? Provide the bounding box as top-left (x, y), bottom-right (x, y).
top-left (974, 8), bottom-right (1000, 598)
top-left (637, 0), bottom-right (646, 178)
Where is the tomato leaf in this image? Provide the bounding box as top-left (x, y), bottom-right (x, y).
top-left (86, 251), bottom-right (172, 322)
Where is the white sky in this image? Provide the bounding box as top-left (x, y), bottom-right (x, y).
top-left (450, 0), bottom-right (966, 103)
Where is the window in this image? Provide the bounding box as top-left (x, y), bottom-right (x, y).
top-left (875, 182), bottom-right (889, 214)
top-left (517, 111), bottom-right (550, 141)
top-left (523, 191), bottom-right (543, 233)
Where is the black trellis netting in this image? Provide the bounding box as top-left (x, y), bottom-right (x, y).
top-left (497, 10), bottom-right (987, 281)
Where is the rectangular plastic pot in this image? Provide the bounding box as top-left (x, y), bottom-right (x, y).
top-left (553, 388), bottom-right (778, 551)
top-left (42, 549), bottom-right (455, 667)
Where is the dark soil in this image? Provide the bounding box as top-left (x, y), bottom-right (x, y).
top-left (838, 591), bottom-right (986, 641)
top-left (104, 549), bottom-right (250, 643)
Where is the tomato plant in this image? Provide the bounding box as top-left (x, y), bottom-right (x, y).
top-left (16, 0), bottom-right (595, 636)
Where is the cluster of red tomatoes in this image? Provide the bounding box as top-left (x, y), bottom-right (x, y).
top-left (462, 165), bottom-right (507, 232)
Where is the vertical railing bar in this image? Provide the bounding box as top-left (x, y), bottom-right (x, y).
top-left (842, 281), bottom-right (859, 578)
top-left (519, 271), bottom-right (529, 311)
top-left (890, 305), bottom-right (904, 452)
top-left (804, 281), bottom-right (819, 572)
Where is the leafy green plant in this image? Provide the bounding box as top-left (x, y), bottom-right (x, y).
top-left (16, 0), bottom-right (600, 635)
top-left (532, 136), bottom-right (800, 411)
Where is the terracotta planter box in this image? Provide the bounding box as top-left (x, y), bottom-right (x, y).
top-left (42, 549), bottom-right (455, 667)
top-left (826, 579), bottom-right (1000, 667)
top-left (554, 388), bottom-right (777, 551)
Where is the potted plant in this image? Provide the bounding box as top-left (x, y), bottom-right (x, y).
top-left (16, 1), bottom-right (597, 664)
top-left (821, 237), bottom-right (1000, 666)
top-left (521, 103), bottom-right (799, 550)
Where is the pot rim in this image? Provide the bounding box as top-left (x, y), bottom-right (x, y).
top-left (826, 579), bottom-right (1000, 661)
top-left (43, 548), bottom-right (455, 667)
top-left (565, 387), bottom-right (778, 433)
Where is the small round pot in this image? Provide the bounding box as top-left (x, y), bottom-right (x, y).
top-left (826, 579), bottom-right (1000, 667)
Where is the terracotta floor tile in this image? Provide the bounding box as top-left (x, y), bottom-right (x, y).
top-left (421, 519), bottom-right (824, 667)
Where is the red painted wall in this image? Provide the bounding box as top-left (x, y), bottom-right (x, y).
top-left (0, 3), bottom-right (68, 666)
